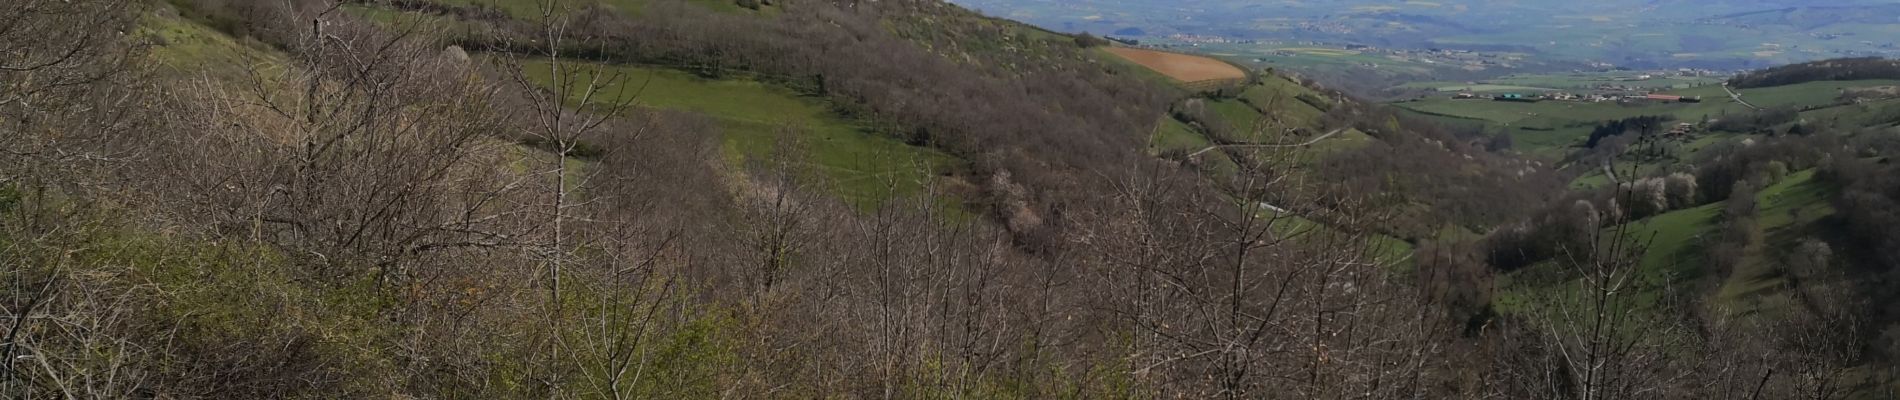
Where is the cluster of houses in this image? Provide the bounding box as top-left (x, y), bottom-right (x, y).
top-left (1452, 91), bottom-right (1702, 104)
top-left (1165, 34), bottom-right (1255, 45)
top-left (1667, 122), bottom-right (1698, 138)
top-left (1671, 68), bottom-right (1723, 77)
top-left (1247, 42), bottom-right (1525, 71)
top-left (1841, 86), bottom-right (1900, 103)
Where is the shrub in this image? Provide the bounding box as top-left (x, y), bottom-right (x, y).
top-left (1073, 32), bottom-right (1111, 48)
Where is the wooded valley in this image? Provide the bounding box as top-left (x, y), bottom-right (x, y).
top-left (3, 0), bottom-right (1900, 398)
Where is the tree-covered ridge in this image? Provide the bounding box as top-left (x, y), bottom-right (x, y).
top-left (1730, 57), bottom-right (1900, 88)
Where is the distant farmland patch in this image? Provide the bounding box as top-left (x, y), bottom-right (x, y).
top-left (1104, 47), bottom-right (1247, 87)
top-left (1432, 84), bottom-right (1558, 93)
top-left (1281, 48), bottom-right (1361, 57)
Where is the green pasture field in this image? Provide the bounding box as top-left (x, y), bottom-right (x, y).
top-left (1150, 117), bottom-right (1206, 153)
top-left (1242, 76), bottom-right (1328, 128)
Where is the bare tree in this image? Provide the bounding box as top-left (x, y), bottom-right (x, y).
top-left (736, 126), bottom-right (822, 298)
top-left (0, 2), bottom-right (151, 396)
top-left (502, 0), bottom-right (642, 309)
top-left (0, 0), bottom-right (142, 189)
top-left (151, 2), bottom-right (531, 284)
top-left (1688, 287), bottom-right (1867, 400)
top-left (1085, 125), bottom-right (1450, 398)
top-left (1509, 183), bottom-right (1690, 400)
top-left (1775, 261), bottom-right (1869, 400)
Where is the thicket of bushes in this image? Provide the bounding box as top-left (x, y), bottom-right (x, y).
top-left (1711, 106), bottom-right (1801, 133)
top-left (1587, 115), bottom-right (1670, 148)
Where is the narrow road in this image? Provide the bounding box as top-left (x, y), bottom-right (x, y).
top-left (1601, 160), bottom-right (1621, 185)
top-left (1188, 129), bottom-right (1346, 158)
top-left (1722, 83), bottom-right (1762, 111)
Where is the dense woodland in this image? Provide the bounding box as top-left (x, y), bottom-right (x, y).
top-left (3, 0), bottom-right (1900, 398)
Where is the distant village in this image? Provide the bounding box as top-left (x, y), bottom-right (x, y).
top-left (1441, 68), bottom-right (1731, 105)
top-left (1339, 46), bottom-right (1529, 71)
top-left (1456, 91), bottom-right (1704, 105)
top-left (1119, 37), bottom-right (1717, 77)
top-left (1112, 35), bottom-right (1538, 72)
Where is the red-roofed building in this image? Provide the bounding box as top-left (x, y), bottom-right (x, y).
top-left (1645, 94), bottom-right (1683, 102)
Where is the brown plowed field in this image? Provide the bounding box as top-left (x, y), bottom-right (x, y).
top-left (1105, 47), bottom-right (1247, 83)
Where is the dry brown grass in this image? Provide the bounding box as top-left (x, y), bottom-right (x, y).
top-left (1104, 47), bottom-right (1246, 84)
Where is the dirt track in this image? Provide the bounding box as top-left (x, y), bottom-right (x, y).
top-left (1105, 47), bottom-right (1246, 84)
top-left (1186, 129), bottom-right (1345, 158)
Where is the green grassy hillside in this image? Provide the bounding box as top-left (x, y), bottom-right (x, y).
top-left (1149, 117), bottom-right (1204, 152)
top-left (1497, 168), bottom-right (1841, 326)
top-left (1139, 68), bottom-right (1417, 266)
top-left (145, 9), bottom-right (285, 73)
top-left (338, 0), bottom-right (952, 208)
top-left (514, 61), bottom-right (955, 207)
top-left (1716, 169), bottom-right (1836, 313)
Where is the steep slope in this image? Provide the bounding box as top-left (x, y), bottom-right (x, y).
top-left (5, 1), bottom-right (1338, 397)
